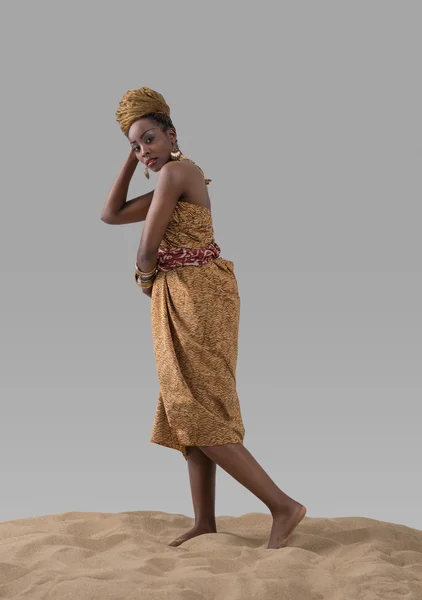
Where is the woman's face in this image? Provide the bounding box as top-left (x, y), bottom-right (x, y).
top-left (127, 118), bottom-right (176, 173)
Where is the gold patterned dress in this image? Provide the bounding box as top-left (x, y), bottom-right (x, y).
top-left (149, 199), bottom-right (246, 460)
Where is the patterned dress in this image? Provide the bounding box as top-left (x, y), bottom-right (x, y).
top-left (149, 199), bottom-right (246, 460)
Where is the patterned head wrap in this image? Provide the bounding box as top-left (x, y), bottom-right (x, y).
top-left (115, 86), bottom-right (171, 137)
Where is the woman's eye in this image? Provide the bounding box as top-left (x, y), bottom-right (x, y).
top-left (133, 138), bottom-right (153, 151)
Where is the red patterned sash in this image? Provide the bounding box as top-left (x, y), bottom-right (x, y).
top-left (156, 241), bottom-right (221, 272)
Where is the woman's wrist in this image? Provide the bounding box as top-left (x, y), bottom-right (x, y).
top-left (127, 148), bottom-right (139, 166)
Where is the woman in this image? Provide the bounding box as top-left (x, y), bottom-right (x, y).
top-left (101, 86), bottom-right (306, 549)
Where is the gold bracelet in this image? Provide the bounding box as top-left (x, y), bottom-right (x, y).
top-left (135, 271), bottom-right (156, 282)
top-left (135, 263), bottom-right (157, 277)
top-left (136, 276), bottom-right (154, 288)
top-left (135, 271), bottom-right (156, 287)
top-left (135, 271), bottom-right (154, 281)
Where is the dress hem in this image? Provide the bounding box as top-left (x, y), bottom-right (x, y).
top-left (150, 435), bottom-right (245, 461)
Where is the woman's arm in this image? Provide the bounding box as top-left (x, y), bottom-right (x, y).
top-left (101, 149), bottom-right (154, 224)
top-left (101, 189), bottom-right (154, 224)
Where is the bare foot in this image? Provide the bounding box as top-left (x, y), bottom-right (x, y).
top-left (168, 524), bottom-right (217, 547)
top-left (267, 502), bottom-right (307, 549)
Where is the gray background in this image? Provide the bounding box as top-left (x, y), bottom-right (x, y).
top-left (0, 1), bottom-right (420, 529)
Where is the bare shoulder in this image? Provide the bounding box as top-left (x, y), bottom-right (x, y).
top-left (159, 159), bottom-right (210, 207)
top-left (159, 160), bottom-right (182, 176)
top-left (160, 159), bottom-right (203, 188)
top-left (161, 159), bottom-right (200, 177)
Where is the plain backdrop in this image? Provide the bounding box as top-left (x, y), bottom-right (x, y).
top-left (0, 1), bottom-right (421, 529)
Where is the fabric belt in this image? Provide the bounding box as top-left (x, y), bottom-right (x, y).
top-left (156, 241), bottom-right (221, 272)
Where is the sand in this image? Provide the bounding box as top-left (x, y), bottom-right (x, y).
top-left (0, 510), bottom-right (421, 599)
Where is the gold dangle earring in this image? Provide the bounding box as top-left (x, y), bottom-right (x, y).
top-left (144, 165), bottom-right (150, 179)
top-left (170, 140), bottom-right (182, 161)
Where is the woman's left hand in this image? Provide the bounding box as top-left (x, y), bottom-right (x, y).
top-left (142, 285), bottom-right (153, 298)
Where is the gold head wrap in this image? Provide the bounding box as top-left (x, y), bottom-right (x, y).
top-left (115, 86), bottom-right (171, 137)
top-left (115, 86), bottom-right (211, 184)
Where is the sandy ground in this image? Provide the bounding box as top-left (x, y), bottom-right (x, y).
top-left (0, 510), bottom-right (421, 599)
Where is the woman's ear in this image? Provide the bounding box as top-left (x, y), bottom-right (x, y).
top-left (169, 128), bottom-right (177, 143)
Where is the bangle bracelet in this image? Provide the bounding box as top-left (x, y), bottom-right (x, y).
top-left (135, 263), bottom-right (157, 277)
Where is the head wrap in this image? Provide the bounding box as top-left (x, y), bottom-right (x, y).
top-left (115, 86), bottom-right (171, 137)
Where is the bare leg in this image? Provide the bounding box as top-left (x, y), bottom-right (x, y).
top-left (168, 446), bottom-right (218, 547)
top-left (198, 443), bottom-right (307, 549)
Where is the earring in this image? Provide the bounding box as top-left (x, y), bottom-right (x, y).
top-left (170, 142), bottom-right (182, 161)
top-left (144, 166), bottom-right (150, 179)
